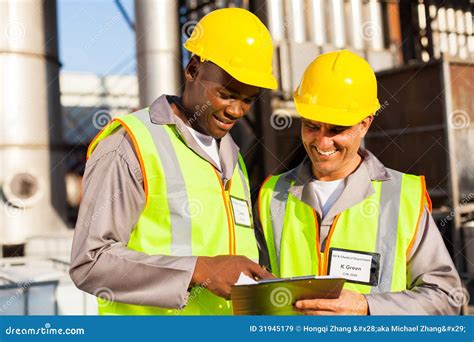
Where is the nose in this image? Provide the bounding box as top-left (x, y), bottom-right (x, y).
top-left (313, 128), bottom-right (335, 150)
top-left (226, 100), bottom-right (245, 118)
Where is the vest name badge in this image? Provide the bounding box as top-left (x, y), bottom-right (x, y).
top-left (230, 196), bottom-right (252, 228)
top-left (327, 248), bottom-right (380, 286)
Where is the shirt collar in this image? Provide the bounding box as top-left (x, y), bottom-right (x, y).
top-left (287, 148), bottom-right (391, 223)
top-left (147, 95), bottom-right (240, 181)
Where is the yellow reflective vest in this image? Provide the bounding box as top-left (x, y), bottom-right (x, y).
top-left (87, 109), bottom-right (258, 315)
top-left (258, 168), bottom-right (431, 294)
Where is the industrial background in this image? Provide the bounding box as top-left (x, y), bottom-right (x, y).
top-left (0, 0), bottom-right (473, 315)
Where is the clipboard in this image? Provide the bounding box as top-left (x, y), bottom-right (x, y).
top-left (231, 275), bottom-right (345, 315)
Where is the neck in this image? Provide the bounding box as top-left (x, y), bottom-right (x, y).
top-left (312, 153), bottom-right (363, 181)
top-left (170, 96), bottom-right (207, 135)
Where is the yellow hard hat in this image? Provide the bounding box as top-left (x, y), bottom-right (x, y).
top-left (184, 8), bottom-right (277, 90)
top-left (293, 50), bottom-right (380, 126)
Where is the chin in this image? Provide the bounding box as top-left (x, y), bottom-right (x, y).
top-left (210, 130), bottom-right (227, 139)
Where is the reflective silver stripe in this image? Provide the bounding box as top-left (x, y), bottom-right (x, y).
top-left (134, 109), bottom-right (193, 256)
top-left (269, 174), bottom-right (293, 270)
top-left (371, 169), bottom-right (403, 294)
top-left (236, 156), bottom-right (251, 202)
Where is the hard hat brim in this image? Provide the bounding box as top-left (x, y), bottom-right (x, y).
top-left (184, 43), bottom-right (278, 90)
top-left (294, 101), bottom-right (381, 126)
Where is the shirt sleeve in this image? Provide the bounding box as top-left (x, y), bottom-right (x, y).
top-left (365, 207), bottom-right (463, 315)
top-left (69, 129), bottom-right (197, 309)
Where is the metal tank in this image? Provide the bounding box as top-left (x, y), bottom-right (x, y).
top-left (0, 0), bottom-right (67, 248)
top-left (135, 0), bottom-right (181, 106)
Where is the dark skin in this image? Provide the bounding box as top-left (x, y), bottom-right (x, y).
top-left (170, 56), bottom-right (273, 299)
top-left (171, 55), bottom-right (260, 139)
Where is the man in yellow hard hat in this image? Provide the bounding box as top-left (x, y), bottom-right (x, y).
top-left (258, 50), bottom-right (462, 315)
top-left (69, 8), bottom-right (276, 315)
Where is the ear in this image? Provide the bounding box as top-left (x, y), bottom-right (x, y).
top-left (184, 55), bottom-right (201, 82)
top-left (358, 115), bottom-right (374, 138)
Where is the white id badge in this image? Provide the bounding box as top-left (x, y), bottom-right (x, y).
top-left (327, 248), bottom-right (380, 286)
top-left (230, 196), bottom-right (252, 227)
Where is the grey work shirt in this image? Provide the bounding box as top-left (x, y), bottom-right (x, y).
top-left (277, 149), bottom-right (462, 315)
top-left (69, 95), bottom-right (240, 309)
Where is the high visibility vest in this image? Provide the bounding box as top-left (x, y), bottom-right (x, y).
top-left (87, 109), bottom-right (258, 315)
top-left (258, 168), bottom-right (431, 294)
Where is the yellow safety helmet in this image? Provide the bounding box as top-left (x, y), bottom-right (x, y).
top-left (293, 50), bottom-right (380, 126)
top-left (184, 8), bottom-right (277, 90)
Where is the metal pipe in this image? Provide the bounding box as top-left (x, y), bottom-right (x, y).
top-left (430, 5), bottom-right (441, 58)
top-left (330, 0), bottom-right (346, 48)
top-left (307, 0), bottom-right (326, 46)
top-left (446, 7), bottom-right (458, 56)
top-left (285, 0), bottom-right (306, 43)
top-left (266, 0), bottom-right (286, 42)
top-left (135, 0), bottom-right (181, 106)
top-left (466, 10), bottom-right (474, 55)
top-left (456, 9), bottom-right (467, 59)
top-left (349, 0), bottom-right (363, 50)
top-left (366, 0), bottom-right (384, 51)
top-left (0, 0), bottom-right (66, 244)
top-left (438, 7), bottom-right (449, 55)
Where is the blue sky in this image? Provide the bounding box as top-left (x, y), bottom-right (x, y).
top-left (58, 0), bottom-right (136, 75)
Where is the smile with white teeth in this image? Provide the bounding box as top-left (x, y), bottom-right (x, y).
top-left (316, 147), bottom-right (338, 156)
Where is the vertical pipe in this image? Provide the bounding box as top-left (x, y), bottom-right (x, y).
top-left (349, 0), bottom-right (364, 50)
top-left (466, 10), bottom-right (474, 56)
top-left (446, 7), bottom-right (458, 56)
top-left (430, 4), bottom-right (441, 58)
top-left (285, 0), bottom-right (306, 43)
top-left (366, 0), bottom-right (384, 51)
top-left (266, 0), bottom-right (285, 42)
top-left (387, 1), bottom-right (403, 64)
top-left (438, 6), bottom-right (449, 55)
top-left (308, 0), bottom-right (326, 46)
top-left (456, 9), bottom-right (467, 59)
top-left (0, 0), bottom-right (66, 244)
top-left (135, 0), bottom-right (181, 106)
top-left (330, 0), bottom-right (346, 48)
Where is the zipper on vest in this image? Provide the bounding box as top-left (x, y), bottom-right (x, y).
top-left (213, 169), bottom-right (236, 255)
